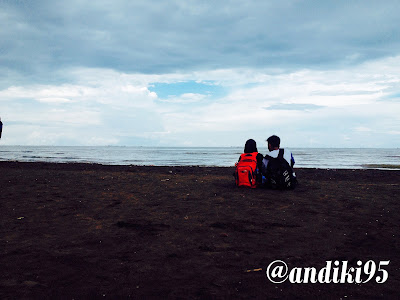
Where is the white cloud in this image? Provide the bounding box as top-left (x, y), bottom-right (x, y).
top-left (354, 126), bottom-right (373, 133)
top-left (1, 56), bottom-right (400, 147)
top-left (158, 93), bottom-right (208, 104)
top-left (37, 98), bottom-right (71, 104)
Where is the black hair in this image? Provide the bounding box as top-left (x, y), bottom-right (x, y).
top-left (267, 135), bottom-right (280, 148)
top-left (244, 139), bottom-right (258, 153)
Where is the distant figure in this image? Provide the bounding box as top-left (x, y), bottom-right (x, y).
top-left (261, 135), bottom-right (297, 189)
top-left (234, 139), bottom-right (263, 188)
top-left (0, 117), bottom-right (3, 139)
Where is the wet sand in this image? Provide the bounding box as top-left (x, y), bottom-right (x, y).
top-left (0, 161), bottom-right (399, 299)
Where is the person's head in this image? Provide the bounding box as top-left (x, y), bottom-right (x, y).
top-left (267, 135), bottom-right (280, 151)
top-left (244, 139), bottom-right (258, 153)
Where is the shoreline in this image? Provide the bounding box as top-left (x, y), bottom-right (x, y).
top-left (1, 161), bottom-right (399, 298)
top-left (1, 146), bottom-right (399, 170)
top-left (1, 160), bottom-right (400, 171)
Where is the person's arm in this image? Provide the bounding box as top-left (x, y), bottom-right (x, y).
top-left (256, 153), bottom-right (263, 170)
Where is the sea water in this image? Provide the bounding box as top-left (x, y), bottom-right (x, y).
top-left (0, 146), bottom-right (399, 170)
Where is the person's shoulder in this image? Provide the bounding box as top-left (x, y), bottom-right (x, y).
top-left (265, 150), bottom-right (279, 158)
top-left (271, 149), bottom-right (280, 155)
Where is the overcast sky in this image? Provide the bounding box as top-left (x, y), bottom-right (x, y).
top-left (1, 0), bottom-right (400, 147)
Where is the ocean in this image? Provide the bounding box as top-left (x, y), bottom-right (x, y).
top-left (0, 146), bottom-right (399, 170)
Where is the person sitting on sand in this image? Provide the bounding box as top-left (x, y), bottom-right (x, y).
top-left (235, 139), bottom-right (264, 187)
top-left (261, 135), bottom-right (297, 189)
top-left (262, 135), bottom-right (295, 167)
top-left (238, 139), bottom-right (264, 165)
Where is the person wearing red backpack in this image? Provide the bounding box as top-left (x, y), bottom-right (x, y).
top-left (234, 139), bottom-right (263, 188)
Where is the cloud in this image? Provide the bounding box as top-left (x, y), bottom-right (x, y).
top-left (354, 126), bottom-right (373, 133)
top-left (2, 0), bottom-right (400, 84)
top-left (37, 98), bottom-right (72, 104)
top-left (0, 69), bottom-right (163, 145)
top-left (1, 1), bottom-right (400, 147)
top-left (264, 104), bottom-right (324, 111)
top-left (1, 54), bottom-right (400, 147)
top-left (158, 93), bottom-right (209, 104)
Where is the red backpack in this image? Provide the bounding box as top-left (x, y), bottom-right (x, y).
top-left (235, 152), bottom-right (259, 188)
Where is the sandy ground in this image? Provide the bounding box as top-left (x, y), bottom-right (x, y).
top-left (0, 161), bottom-right (399, 299)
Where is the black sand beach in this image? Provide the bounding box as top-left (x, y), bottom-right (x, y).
top-left (0, 162), bottom-right (399, 299)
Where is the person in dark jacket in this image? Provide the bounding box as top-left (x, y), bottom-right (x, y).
top-left (262, 135), bottom-right (295, 168)
top-left (261, 135), bottom-right (297, 188)
top-left (0, 117), bottom-right (3, 139)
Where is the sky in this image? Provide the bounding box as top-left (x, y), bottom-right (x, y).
top-left (1, 0), bottom-right (400, 147)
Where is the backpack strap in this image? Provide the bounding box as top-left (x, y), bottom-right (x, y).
top-left (278, 149), bottom-right (294, 171)
top-left (278, 148), bottom-right (284, 160)
top-left (264, 154), bottom-right (273, 160)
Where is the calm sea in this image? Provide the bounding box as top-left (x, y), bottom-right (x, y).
top-left (0, 146), bottom-right (399, 170)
